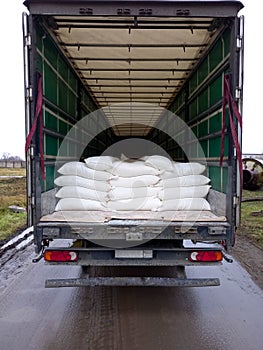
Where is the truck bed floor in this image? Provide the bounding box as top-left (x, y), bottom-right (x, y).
top-left (40, 210), bottom-right (226, 223)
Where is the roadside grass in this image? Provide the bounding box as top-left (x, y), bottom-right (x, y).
top-left (238, 189), bottom-right (263, 249)
top-left (0, 168), bottom-right (26, 176)
top-left (0, 171), bottom-right (27, 242)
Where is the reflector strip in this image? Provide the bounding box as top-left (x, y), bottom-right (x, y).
top-left (44, 250), bottom-right (78, 262)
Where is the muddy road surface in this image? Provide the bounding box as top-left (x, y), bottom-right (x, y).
top-left (0, 245), bottom-right (263, 350)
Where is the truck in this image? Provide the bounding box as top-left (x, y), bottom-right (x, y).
top-left (23, 0), bottom-right (244, 287)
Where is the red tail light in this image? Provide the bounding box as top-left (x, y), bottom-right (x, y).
top-left (44, 250), bottom-right (78, 262)
top-left (190, 250), bottom-right (222, 262)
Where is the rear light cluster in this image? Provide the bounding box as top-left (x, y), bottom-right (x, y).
top-left (44, 250), bottom-right (78, 262)
top-left (189, 250), bottom-right (222, 262)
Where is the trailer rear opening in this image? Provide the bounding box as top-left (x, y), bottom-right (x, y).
top-left (23, 0), bottom-right (244, 287)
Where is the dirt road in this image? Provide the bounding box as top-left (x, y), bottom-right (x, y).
top-left (0, 245), bottom-right (263, 350)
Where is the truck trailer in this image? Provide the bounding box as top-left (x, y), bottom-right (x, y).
top-left (23, 0), bottom-right (244, 287)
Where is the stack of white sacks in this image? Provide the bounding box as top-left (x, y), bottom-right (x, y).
top-left (54, 155), bottom-right (211, 212)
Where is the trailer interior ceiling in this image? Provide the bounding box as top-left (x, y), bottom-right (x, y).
top-left (43, 15), bottom-right (223, 135)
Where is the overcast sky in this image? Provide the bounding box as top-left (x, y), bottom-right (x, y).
top-left (0, 0), bottom-right (261, 160)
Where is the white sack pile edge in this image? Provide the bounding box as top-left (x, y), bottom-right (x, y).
top-left (54, 155), bottom-right (211, 212)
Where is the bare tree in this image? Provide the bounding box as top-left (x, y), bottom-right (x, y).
top-left (0, 153), bottom-right (23, 161)
top-left (1, 152), bottom-right (11, 160)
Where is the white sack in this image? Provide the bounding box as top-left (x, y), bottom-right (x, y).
top-left (160, 163), bottom-right (206, 179)
top-left (144, 155), bottom-right (174, 171)
top-left (158, 175), bottom-right (210, 188)
top-left (56, 186), bottom-right (107, 202)
top-left (58, 161), bottom-right (112, 181)
top-left (174, 162), bottom-right (206, 177)
top-left (110, 174), bottom-right (160, 188)
top-left (158, 198), bottom-right (211, 211)
top-left (159, 185), bottom-right (211, 200)
top-left (54, 175), bottom-right (111, 192)
top-left (108, 186), bottom-right (160, 200)
top-left (161, 170), bottom-right (180, 179)
top-left (109, 160), bottom-right (160, 177)
top-left (55, 198), bottom-right (106, 211)
top-left (84, 156), bottom-right (117, 171)
top-left (108, 197), bottom-right (161, 211)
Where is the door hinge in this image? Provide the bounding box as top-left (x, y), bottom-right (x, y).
top-left (26, 86), bottom-right (33, 100)
top-left (25, 33), bottom-right (32, 48)
top-left (236, 37), bottom-right (242, 50)
top-left (235, 88), bottom-right (241, 99)
top-left (233, 196), bottom-right (239, 207)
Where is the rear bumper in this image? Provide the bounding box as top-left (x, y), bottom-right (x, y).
top-left (43, 246), bottom-right (223, 266)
